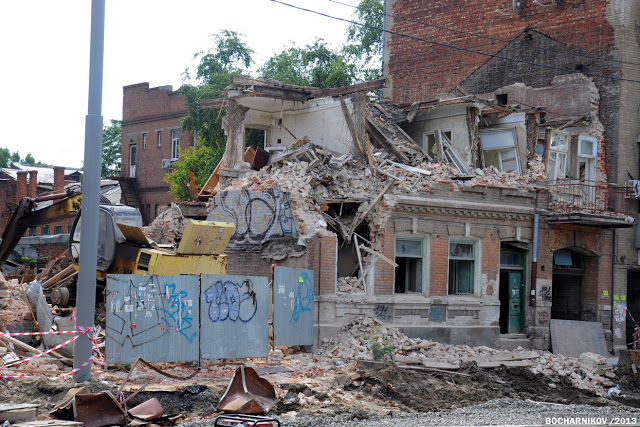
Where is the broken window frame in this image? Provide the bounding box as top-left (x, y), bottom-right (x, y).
top-left (479, 128), bottom-right (522, 175)
top-left (548, 131), bottom-right (570, 181)
top-left (422, 129), bottom-right (452, 162)
top-left (394, 236), bottom-right (427, 295)
top-left (448, 240), bottom-right (476, 295)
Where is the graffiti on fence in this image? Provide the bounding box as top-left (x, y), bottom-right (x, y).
top-left (107, 276), bottom-right (197, 347)
top-left (207, 185), bottom-right (298, 249)
top-left (291, 272), bottom-right (314, 322)
top-left (204, 279), bottom-right (258, 323)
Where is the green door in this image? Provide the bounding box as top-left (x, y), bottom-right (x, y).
top-left (508, 272), bottom-right (523, 333)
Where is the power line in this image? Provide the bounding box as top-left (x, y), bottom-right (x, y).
top-left (325, 0), bottom-right (640, 68)
top-left (269, 0), bottom-right (640, 85)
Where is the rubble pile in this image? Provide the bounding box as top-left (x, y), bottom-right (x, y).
top-left (36, 254), bottom-right (72, 283)
top-left (0, 273), bottom-right (30, 325)
top-left (318, 316), bottom-right (617, 397)
top-left (142, 203), bottom-right (186, 245)
top-left (336, 276), bottom-right (364, 293)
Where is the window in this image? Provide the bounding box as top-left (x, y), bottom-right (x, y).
top-left (480, 128), bottom-right (521, 175)
top-left (157, 130), bottom-right (162, 148)
top-left (142, 133), bottom-right (147, 150)
top-left (171, 129), bottom-right (180, 160)
top-left (29, 226), bottom-right (37, 237)
top-left (395, 238), bottom-right (423, 293)
top-left (422, 130), bottom-right (452, 162)
top-left (41, 225), bottom-right (50, 236)
top-left (54, 225), bottom-right (63, 234)
top-left (448, 241), bottom-right (475, 294)
top-left (67, 225), bottom-right (72, 233)
top-left (577, 136), bottom-right (597, 183)
top-left (548, 131), bottom-right (569, 181)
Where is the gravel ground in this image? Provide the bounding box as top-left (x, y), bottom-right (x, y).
top-left (191, 399), bottom-right (640, 426)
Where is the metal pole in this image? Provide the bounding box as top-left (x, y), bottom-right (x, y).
top-left (73, 0), bottom-right (105, 382)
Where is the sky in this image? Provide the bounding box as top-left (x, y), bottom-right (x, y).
top-left (0, 0), bottom-right (358, 168)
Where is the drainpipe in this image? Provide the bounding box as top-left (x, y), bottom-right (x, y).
top-left (530, 213), bottom-right (539, 308)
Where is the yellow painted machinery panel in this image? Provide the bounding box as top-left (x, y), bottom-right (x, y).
top-left (177, 220), bottom-right (235, 255)
top-left (134, 249), bottom-right (227, 276)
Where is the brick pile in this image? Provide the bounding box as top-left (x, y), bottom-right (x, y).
top-left (142, 203), bottom-right (186, 245)
top-left (317, 316), bottom-right (617, 397)
top-left (0, 273), bottom-right (30, 326)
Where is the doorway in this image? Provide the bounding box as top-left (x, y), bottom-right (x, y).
top-left (551, 249), bottom-right (584, 320)
top-left (499, 244), bottom-right (526, 334)
top-left (627, 270), bottom-right (640, 348)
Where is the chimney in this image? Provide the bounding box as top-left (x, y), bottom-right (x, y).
top-left (16, 171), bottom-right (28, 201)
top-left (53, 166), bottom-right (65, 194)
top-left (28, 170), bottom-right (38, 198)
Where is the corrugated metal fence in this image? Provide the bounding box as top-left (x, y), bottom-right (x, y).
top-left (106, 268), bottom-right (313, 364)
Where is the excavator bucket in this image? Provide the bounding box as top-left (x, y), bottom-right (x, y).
top-left (217, 365), bottom-right (278, 414)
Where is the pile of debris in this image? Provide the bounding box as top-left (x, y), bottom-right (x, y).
top-left (142, 203), bottom-right (186, 246)
top-left (0, 274), bottom-right (30, 325)
top-left (317, 316), bottom-right (617, 397)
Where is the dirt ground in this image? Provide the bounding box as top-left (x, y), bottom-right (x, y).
top-left (1, 355), bottom-right (636, 422)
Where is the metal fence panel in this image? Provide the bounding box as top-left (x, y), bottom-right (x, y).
top-left (200, 275), bottom-right (269, 359)
top-left (106, 274), bottom-right (200, 364)
top-left (273, 267), bottom-right (314, 346)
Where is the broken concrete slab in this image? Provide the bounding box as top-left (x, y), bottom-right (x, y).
top-left (0, 403), bottom-right (39, 422)
top-left (550, 319), bottom-right (609, 358)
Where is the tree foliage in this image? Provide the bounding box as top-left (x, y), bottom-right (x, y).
top-left (23, 153), bottom-right (35, 165)
top-left (102, 119), bottom-right (122, 178)
top-left (345, 0), bottom-right (384, 63)
top-left (259, 40), bottom-right (356, 88)
top-left (164, 144), bottom-right (225, 201)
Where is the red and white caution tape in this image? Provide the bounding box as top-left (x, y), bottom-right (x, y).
top-left (0, 328), bottom-right (90, 369)
top-left (0, 356), bottom-right (94, 380)
top-left (0, 330), bottom-right (78, 337)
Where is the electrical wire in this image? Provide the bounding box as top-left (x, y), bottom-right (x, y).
top-left (325, 0), bottom-right (640, 68)
top-left (269, 0), bottom-right (640, 85)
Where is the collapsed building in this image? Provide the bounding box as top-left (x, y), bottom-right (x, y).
top-left (183, 74), bottom-right (634, 351)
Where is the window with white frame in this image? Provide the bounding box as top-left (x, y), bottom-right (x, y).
top-left (548, 131), bottom-right (569, 181)
top-left (577, 136), bottom-right (597, 182)
top-left (422, 130), bottom-right (452, 162)
top-left (142, 132), bottom-right (147, 150)
top-left (395, 238), bottom-right (423, 293)
top-left (479, 128), bottom-right (521, 175)
top-left (448, 241), bottom-right (475, 295)
top-left (171, 129), bottom-right (180, 160)
top-left (157, 130), bottom-right (162, 148)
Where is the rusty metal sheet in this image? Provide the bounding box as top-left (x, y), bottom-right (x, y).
top-left (273, 267), bottom-right (314, 346)
top-left (74, 392), bottom-right (126, 427)
top-left (217, 366), bottom-right (278, 414)
top-left (106, 274), bottom-right (200, 364)
top-left (200, 275), bottom-right (269, 359)
top-left (128, 397), bottom-right (164, 420)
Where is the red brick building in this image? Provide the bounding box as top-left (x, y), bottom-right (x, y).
top-left (381, 0), bottom-right (640, 350)
top-left (120, 83), bottom-right (195, 224)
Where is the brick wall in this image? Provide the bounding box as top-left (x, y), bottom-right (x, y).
top-left (121, 83), bottom-right (194, 223)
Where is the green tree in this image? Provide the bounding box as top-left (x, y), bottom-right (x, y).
top-left (0, 148), bottom-right (10, 168)
top-left (10, 152), bottom-right (20, 163)
top-left (167, 30), bottom-right (254, 200)
top-left (259, 40), bottom-right (356, 88)
top-left (23, 153), bottom-right (35, 165)
top-left (102, 119), bottom-right (122, 177)
top-left (164, 143), bottom-right (225, 201)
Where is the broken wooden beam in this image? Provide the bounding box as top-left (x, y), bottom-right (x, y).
top-left (42, 265), bottom-right (76, 290)
top-left (365, 117), bottom-right (410, 163)
top-left (312, 78), bottom-right (386, 99)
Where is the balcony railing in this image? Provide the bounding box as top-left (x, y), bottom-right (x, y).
top-left (548, 179), bottom-right (636, 216)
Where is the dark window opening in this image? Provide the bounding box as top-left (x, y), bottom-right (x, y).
top-left (496, 94), bottom-right (508, 106)
top-left (245, 127), bottom-right (266, 150)
top-left (29, 226), bottom-right (37, 237)
top-left (54, 225), bottom-right (63, 234)
top-left (41, 225), bottom-right (50, 236)
top-left (395, 238), bottom-right (422, 293)
top-left (328, 218), bottom-right (371, 293)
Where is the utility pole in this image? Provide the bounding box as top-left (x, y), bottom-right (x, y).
top-left (73, 0), bottom-right (105, 382)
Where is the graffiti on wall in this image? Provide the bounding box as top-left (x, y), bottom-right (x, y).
top-left (207, 185), bottom-right (298, 249)
top-left (540, 286), bottom-right (552, 302)
top-left (204, 279), bottom-right (258, 323)
top-left (291, 272), bottom-right (314, 322)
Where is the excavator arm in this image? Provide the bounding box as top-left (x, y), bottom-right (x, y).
top-left (0, 192), bottom-right (82, 266)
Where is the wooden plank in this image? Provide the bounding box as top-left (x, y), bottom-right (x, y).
top-left (476, 360), bottom-right (536, 368)
top-left (346, 181), bottom-right (394, 239)
top-left (365, 118), bottom-right (410, 163)
top-left (42, 265), bottom-right (76, 289)
top-left (312, 78), bottom-right (386, 98)
top-left (359, 245), bottom-right (398, 267)
top-left (339, 96), bottom-right (365, 157)
top-left (188, 170), bottom-right (199, 199)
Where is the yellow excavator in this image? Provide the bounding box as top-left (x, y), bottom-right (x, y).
top-left (0, 188), bottom-right (234, 283)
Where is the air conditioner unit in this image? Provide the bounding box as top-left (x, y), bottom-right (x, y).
top-left (162, 159), bottom-right (172, 169)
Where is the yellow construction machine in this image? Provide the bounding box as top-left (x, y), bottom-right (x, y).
top-left (0, 189), bottom-right (234, 283)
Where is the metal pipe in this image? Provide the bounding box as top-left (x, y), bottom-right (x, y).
top-left (530, 213), bottom-right (539, 307)
top-left (74, 0), bottom-right (105, 382)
